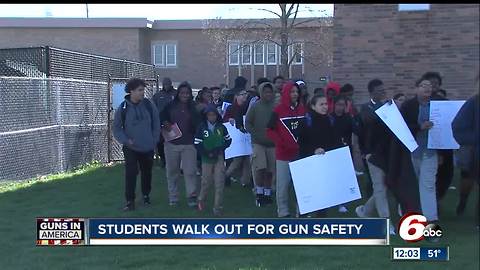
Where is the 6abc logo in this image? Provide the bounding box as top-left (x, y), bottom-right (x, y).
top-left (398, 212), bottom-right (443, 243)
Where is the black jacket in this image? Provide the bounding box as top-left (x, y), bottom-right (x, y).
top-left (400, 93), bottom-right (444, 138)
top-left (359, 100), bottom-right (392, 170)
top-left (330, 113), bottom-right (353, 147)
top-left (298, 111), bottom-right (343, 159)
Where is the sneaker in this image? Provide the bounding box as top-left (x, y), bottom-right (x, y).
top-left (188, 197), bottom-right (198, 208)
top-left (389, 224), bottom-right (396, 235)
top-left (355, 205), bottom-right (367, 218)
top-left (263, 195), bottom-right (273, 205)
top-left (448, 186), bottom-right (456, 190)
top-left (198, 201), bottom-right (205, 211)
top-left (143, 195), bottom-right (151, 205)
top-left (338, 205), bottom-right (348, 213)
top-left (123, 201), bottom-right (135, 211)
top-left (255, 195), bottom-right (265, 207)
top-left (169, 201), bottom-right (178, 207)
top-left (355, 170), bottom-right (364, 176)
top-left (196, 171), bottom-right (201, 176)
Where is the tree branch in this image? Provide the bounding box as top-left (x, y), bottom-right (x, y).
top-left (292, 17), bottom-right (322, 28)
top-left (289, 4), bottom-right (300, 29)
top-left (257, 8), bottom-right (281, 18)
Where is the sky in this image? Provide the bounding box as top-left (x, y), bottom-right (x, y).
top-left (0, 4), bottom-right (334, 20)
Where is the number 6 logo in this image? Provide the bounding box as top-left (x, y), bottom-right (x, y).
top-left (398, 212), bottom-right (428, 242)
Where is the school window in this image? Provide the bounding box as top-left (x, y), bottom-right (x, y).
top-left (242, 44), bottom-right (252, 65)
top-left (254, 43), bottom-right (264, 65)
top-left (152, 42), bottom-right (177, 67)
top-left (229, 42), bottom-right (240, 65)
top-left (165, 44), bottom-right (176, 66)
top-left (398, 4), bottom-right (430, 11)
top-left (289, 43), bottom-right (303, 65)
top-left (266, 43), bottom-right (277, 65)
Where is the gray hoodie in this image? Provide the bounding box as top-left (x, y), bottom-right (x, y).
top-left (113, 96), bottom-right (161, 153)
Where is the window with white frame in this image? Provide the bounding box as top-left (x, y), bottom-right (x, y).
top-left (229, 42), bottom-right (240, 65)
top-left (153, 42), bottom-right (177, 67)
top-left (289, 43), bottom-right (303, 65)
top-left (266, 42), bottom-right (277, 65)
top-left (165, 44), bottom-right (176, 66)
top-left (242, 44), bottom-right (252, 65)
top-left (254, 43), bottom-right (264, 65)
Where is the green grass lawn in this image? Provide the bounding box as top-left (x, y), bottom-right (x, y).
top-left (0, 162), bottom-right (478, 270)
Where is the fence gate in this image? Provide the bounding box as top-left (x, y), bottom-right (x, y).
top-left (107, 77), bottom-right (159, 162)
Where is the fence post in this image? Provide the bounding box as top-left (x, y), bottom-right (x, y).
top-left (107, 75), bottom-right (112, 163)
top-left (55, 80), bottom-right (65, 173)
top-left (45, 46), bottom-right (51, 77)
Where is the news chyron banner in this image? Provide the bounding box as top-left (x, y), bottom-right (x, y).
top-left (36, 218), bottom-right (389, 246)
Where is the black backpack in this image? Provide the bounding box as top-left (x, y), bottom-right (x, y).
top-left (120, 100), bottom-right (154, 130)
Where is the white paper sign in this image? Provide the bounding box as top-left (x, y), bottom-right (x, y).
top-left (223, 122), bottom-right (252, 159)
top-left (428, 100), bottom-right (466, 149)
top-left (221, 102), bottom-right (232, 118)
top-left (289, 146), bottom-right (362, 215)
top-left (375, 100), bottom-right (418, 152)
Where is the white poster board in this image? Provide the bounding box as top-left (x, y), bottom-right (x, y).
top-left (223, 122), bottom-right (252, 159)
top-left (221, 102), bottom-right (232, 118)
top-left (428, 100), bottom-right (466, 149)
top-left (375, 100), bottom-right (418, 152)
top-left (289, 146), bottom-right (362, 215)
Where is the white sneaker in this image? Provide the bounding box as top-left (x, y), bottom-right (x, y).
top-left (389, 224), bottom-right (396, 235)
top-left (338, 205), bottom-right (348, 213)
top-left (355, 205), bottom-right (367, 218)
top-left (448, 186), bottom-right (456, 190)
top-left (355, 170), bottom-right (364, 176)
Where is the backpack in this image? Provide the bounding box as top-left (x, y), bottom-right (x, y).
top-left (120, 100), bottom-right (154, 130)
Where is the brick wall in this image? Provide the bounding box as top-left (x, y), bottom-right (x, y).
top-left (144, 26), bottom-right (333, 89)
top-left (0, 28), bottom-right (142, 62)
top-left (333, 4), bottom-right (479, 104)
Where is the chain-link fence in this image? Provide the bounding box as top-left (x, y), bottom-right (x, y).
top-left (0, 47), bottom-right (158, 181)
top-left (0, 77), bottom-right (108, 181)
top-left (0, 46), bottom-right (156, 81)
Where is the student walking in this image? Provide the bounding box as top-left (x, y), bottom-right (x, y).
top-left (267, 81), bottom-right (306, 218)
top-left (113, 78), bottom-right (161, 211)
top-left (151, 77), bottom-right (177, 168)
top-left (160, 81), bottom-right (201, 207)
top-left (297, 94), bottom-right (343, 217)
top-left (330, 95), bottom-right (354, 213)
top-left (245, 82), bottom-right (276, 207)
top-left (195, 105), bottom-right (232, 216)
top-left (355, 79), bottom-right (396, 235)
top-left (401, 78), bottom-right (440, 222)
top-left (223, 88), bottom-right (252, 188)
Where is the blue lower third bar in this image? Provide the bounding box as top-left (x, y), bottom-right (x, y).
top-left (419, 247), bottom-right (449, 261)
top-left (87, 218), bottom-right (389, 246)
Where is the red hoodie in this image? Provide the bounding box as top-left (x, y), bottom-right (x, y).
top-left (324, 82), bottom-right (341, 114)
top-left (266, 81), bottom-right (306, 161)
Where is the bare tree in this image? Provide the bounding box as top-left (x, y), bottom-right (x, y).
top-left (202, 4), bottom-right (332, 80)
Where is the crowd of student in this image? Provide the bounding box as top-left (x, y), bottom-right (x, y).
top-left (113, 72), bottom-right (479, 232)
